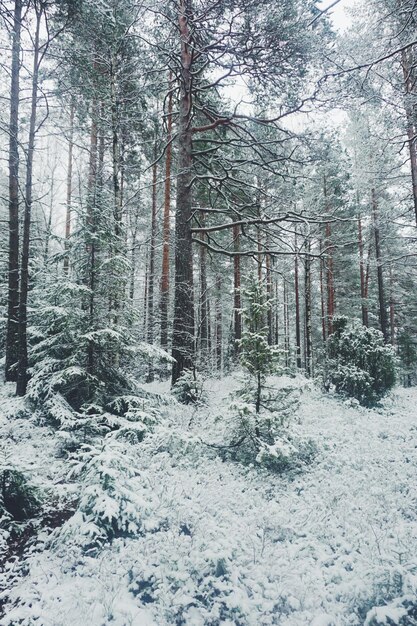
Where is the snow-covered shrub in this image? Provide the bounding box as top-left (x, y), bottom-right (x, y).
top-left (327, 317), bottom-right (396, 407)
top-left (171, 369), bottom-right (206, 405)
top-left (57, 442), bottom-right (148, 549)
top-left (0, 468), bottom-right (41, 522)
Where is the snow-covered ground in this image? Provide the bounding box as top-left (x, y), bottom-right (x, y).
top-left (1, 376), bottom-right (417, 625)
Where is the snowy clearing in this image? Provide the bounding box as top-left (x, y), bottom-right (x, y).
top-left (1, 377), bottom-right (417, 625)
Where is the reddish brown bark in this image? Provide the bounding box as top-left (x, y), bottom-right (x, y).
top-left (160, 74), bottom-right (173, 350)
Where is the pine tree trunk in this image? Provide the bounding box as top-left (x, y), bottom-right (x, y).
top-left (147, 154), bottom-right (158, 382)
top-left (304, 238), bottom-right (312, 377)
top-left (215, 274), bottom-right (222, 371)
top-left (5, 0), bottom-right (22, 382)
top-left (325, 222), bottom-right (335, 336)
top-left (389, 264), bottom-right (395, 346)
top-left (283, 277), bottom-right (290, 368)
top-left (63, 102), bottom-right (74, 275)
top-left (233, 223), bottom-right (242, 355)
top-left (358, 213), bottom-right (368, 326)
top-left (16, 5), bottom-right (42, 396)
top-left (199, 212), bottom-right (209, 359)
top-left (160, 74), bottom-right (173, 350)
top-left (86, 99), bottom-right (99, 378)
top-left (401, 49), bottom-right (417, 226)
top-left (172, 0), bottom-right (195, 384)
top-left (266, 249), bottom-right (273, 346)
top-left (319, 239), bottom-right (327, 343)
top-left (371, 188), bottom-right (389, 342)
top-left (294, 232), bottom-right (302, 369)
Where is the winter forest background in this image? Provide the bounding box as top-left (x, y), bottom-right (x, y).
top-left (1, 0), bottom-right (417, 624)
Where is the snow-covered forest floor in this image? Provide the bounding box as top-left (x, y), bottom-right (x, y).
top-left (1, 375), bottom-right (417, 626)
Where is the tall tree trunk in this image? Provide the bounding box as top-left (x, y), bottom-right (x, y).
top-left (324, 176), bottom-right (335, 336)
top-left (371, 188), bottom-right (389, 342)
top-left (5, 0), bottom-right (22, 382)
top-left (325, 221), bottom-right (335, 336)
top-left (172, 0), bottom-right (195, 384)
top-left (16, 4), bottom-right (42, 396)
top-left (215, 273), bottom-right (222, 371)
top-left (294, 232), bottom-right (302, 369)
top-left (233, 223), bottom-right (242, 355)
top-left (266, 249), bottom-right (273, 346)
top-left (401, 48), bottom-right (417, 226)
top-left (274, 259), bottom-right (279, 345)
top-left (389, 264), bottom-right (395, 346)
top-left (358, 212), bottom-right (369, 326)
top-left (86, 99), bottom-right (99, 379)
top-left (63, 102), bottom-right (74, 275)
top-left (319, 239), bottom-right (327, 343)
top-left (147, 152), bottom-right (158, 382)
top-left (199, 212), bottom-right (209, 359)
top-left (160, 73), bottom-right (173, 350)
top-left (283, 277), bottom-right (290, 368)
top-left (304, 238), bottom-right (312, 377)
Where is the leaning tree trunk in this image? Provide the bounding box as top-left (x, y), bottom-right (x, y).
top-left (371, 188), bottom-right (389, 343)
top-left (172, 0), bottom-right (195, 384)
top-left (5, 0), bottom-right (22, 382)
top-left (16, 4), bottom-right (42, 396)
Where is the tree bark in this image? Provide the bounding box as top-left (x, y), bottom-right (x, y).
top-left (199, 212), bottom-right (209, 359)
top-left (233, 223), bottom-right (242, 355)
top-left (215, 273), bottom-right (222, 371)
top-left (294, 232), bottom-right (302, 369)
top-left (172, 0), bottom-right (195, 384)
top-left (358, 213), bottom-right (369, 326)
top-left (147, 152), bottom-right (158, 381)
top-left (160, 74), bottom-right (173, 350)
top-left (319, 239), bottom-right (327, 343)
top-left (401, 48), bottom-right (417, 226)
top-left (16, 4), bottom-right (42, 396)
top-left (63, 102), bottom-right (74, 275)
top-left (304, 238), bottom-right (312, 377)
top-left (5, 0), bottom-right (22, 382)
top-left (371, 188), bottom-right (389, 342)
top-left (325, 221), bottom-right (335, 336)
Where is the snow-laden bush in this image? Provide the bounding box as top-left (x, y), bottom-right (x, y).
top-left (57, 441), bottom-right (149, 550)
top-left (171, 369), bottom-right (206, 405)
top-left (327, 317), bottom-right (396, 407)
top-left (0, 467), bottom-right (41, 522)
